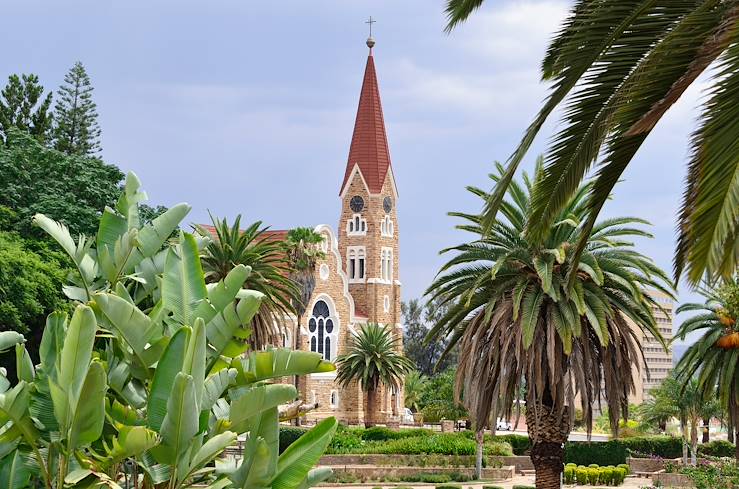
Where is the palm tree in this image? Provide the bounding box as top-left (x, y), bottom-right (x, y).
top-left (426, 163), bottom-right (673, 489)
top-left (642, 374), bottom-right (714, 465)
top-left (284, 227), bottom-right (325, 319)
top-left (336, 323), bottom-right (414, 428)
top-left (403, 371), bottom-right (426, 413)
top-left (196, 215), bottom-right (300, 348)
top-left (674, 278), bottom-right (739, 460)
top-left (442, 0), bottom-right (739, 285)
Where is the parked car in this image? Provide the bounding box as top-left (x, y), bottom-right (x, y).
top-left (496, 418), bottom-right (512, 431)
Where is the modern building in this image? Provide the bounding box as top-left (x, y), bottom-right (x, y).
top-left (629, 290), bottom-right (675, 404)
top-left (203, 36), bottom-right (403, 426)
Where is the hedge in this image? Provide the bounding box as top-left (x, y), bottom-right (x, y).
top-left (279, 426), bottom-right (684, 463)
top-left (698, 440), bottom-right (736, 458)
top-left (564, 436), bottom-right (682, 465)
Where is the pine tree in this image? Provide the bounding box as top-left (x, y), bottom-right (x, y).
top-left (53, 61), bottom-right (101, 155)
top-left (0, 73), bottom-right (53, 144)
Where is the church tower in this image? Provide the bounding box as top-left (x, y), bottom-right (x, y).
top-left (338, 35), bottom-right (401, 331)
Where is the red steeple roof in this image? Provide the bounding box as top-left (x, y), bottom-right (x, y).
top-left (340, 46), bottom-right (393, 195)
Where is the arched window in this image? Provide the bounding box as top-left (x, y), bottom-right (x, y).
top-left (347, 213), bottom-right (367, 236)
top-left (381, 216), bottom-right (394, 237)
top-left (381, 247), bottom-right (393, 282)
top-left (282, 328), bottom-right (292, 348)
top-left (308, 299), bottom-right (337, 361)
top-left (330, 390), bottom-right (339, 409)
top-left (347, 246), bottom-right (365, 282)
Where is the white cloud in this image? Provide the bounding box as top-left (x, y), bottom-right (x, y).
top-left (455, 0), bottom-right (569, 62)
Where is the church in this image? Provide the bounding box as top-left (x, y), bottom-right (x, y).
top-left (217, 36), bottom-right (404, 425)
top-left (290, 35), bottom-right (404, 425)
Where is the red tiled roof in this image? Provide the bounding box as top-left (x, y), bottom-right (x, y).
top-left (340, 50), bottom-right (392, 195)
top-left (196, 224), bottom-right (288, 243)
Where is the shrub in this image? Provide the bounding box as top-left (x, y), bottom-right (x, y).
top-left (512, 486), bottom-right (536, 489)
top-left (698, 440), bottom-right (736, 458)
top-left (564, 436), bottom-right (683, 465)
top-left (482, 486), bottom-right (504, 489)
top-left (598, 466), bottom-right (613, 485)
top-left (362, 426), bottom-right (433, 441)
top-left (279, 426), bottom-right (308, 453)
top-left (576, 466), bottom-right (589, 485)
top-left (613, 467), bottom-right (627, 485)
top-left (587, 467), bottom-right (600, 485)
top-left (564, 465), bottom-right (576, 484)
top-left (401, 474), bottom-right (451, 483)
top-left (437, 485), bottom-right (463, 489)
top-left (617, 463), bottom-right (630, 475)
top-left (493, 433), bottom-right (531, 455)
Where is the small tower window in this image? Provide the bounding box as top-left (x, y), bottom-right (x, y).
top-left (347, 213), bottom-right (367, 236)
top-left (347, 246), bottom-right (366, 282)
top-left (381, 247), bottom-right (393, 282)
top-left (381, 216), bottom-right (394, 237)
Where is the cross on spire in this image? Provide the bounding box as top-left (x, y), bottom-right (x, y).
top-left (365, 16), bottom-right (376, 37)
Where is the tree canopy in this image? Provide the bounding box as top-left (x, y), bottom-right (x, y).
top-left (0, 129), bottom-right (123, 236)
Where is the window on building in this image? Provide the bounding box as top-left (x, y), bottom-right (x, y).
top-left (347, 246), bottom-right (366, 282)
top-left (282, 329), bottom-right (291, 349)
top-left (347, 214), bottom-right (367, 236)
top-left (330, 390), bottom-right (338, 409)
top-left (381, 247), bottom-right (393, 282)
top-left (380, 216), bottom-right (394, 237)
top-left (308, 299), bottom-right (336, 361)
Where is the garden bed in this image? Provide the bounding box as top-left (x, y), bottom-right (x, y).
top-left (319, 454), bottom-right (534, 471)
top-left (652, 473), bottom-right (696, 488)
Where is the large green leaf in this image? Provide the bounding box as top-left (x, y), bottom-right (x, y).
top-left (106, 426), bottom-right (159, 464)
top-left (185, 431), bottom-right (237, 479)
top-left (183, 318), bottom-right (206, 407)
top-left (94, 293), bottom-right (162, 371)
top-left (39, 312), bottom-right (66, 375)
top-left (13, 345), bottom-right (33, 383)
top-left (52, 304), bottom-right (97, 430)
top-left (0, 333), bottom-right (24, 353)
top-left (136, 203), bottom-right (191, 259)
top-left (272, 417), bottom-right (338, 489)
top-left (0, 383), bottom-right (39, 449)
top-left (69, 361), bottom-right (107, 449)
top-left (159, 373), bottom-right (199, 465)
top-left (162, 232), bottom-right (207, 326)
top-left (229, 384), bottom-right (297, 433)
top-left (147, 327), bottom-right (190, 432)
top-left (206, 291), bottom-right (263, 371)
top-left (0, 450), bottom-right (32, 489)
top-left (236, 349), bottom-right (334, 385)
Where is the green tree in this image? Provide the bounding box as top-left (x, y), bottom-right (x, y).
top-left (443, 0), bottom-right (739, 285)
top-left (0, 73), bottom-right (53, 144)
top-left (284, 227), bottom-right (325, 319)
top-left (0, 129), bottom-right (123, 237)
top-left (403, 370), bottom-right (426, 413)
top-left (417, 368), bottom-right (467, 423)
top-left (196, 215), bottom-right (300, 349)
top-left (674, 278), bottom-right (739, 460)
top-left (0, 228), bottom-right (68, 380)
top-left (401, 297), bottom-right (457, 376)
top-left (52, 61), bottom-right (101, 156)
top-left (336, 323), bottom-right (414, 428)
top-left (426, 162), bottom-right (673, 489)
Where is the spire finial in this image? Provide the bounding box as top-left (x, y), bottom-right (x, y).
top-left (365, 16), bottom-right (376, 49)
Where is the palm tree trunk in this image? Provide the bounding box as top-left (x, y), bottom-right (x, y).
top-left (365, 387), bottom-right (376, 428)
top-left (525, 398), bottom-right (569, 489)
top-left (681, 418), bottom-right (688, 466)
top-left (475, 429), bottom-right (484, 480)
top-left (690, 417), bottom-right (698, 465)
top-left (702, 417), bottom-right (710, 443)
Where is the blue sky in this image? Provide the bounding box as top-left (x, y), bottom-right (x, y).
top-left (3, 1), bottom-right (705, 337)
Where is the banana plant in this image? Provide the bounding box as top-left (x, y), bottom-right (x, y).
top-left (0, 173), bottom-right (337, 488)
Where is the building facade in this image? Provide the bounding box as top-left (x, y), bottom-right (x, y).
top-left (629, 290), bottom-right (675, 404)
